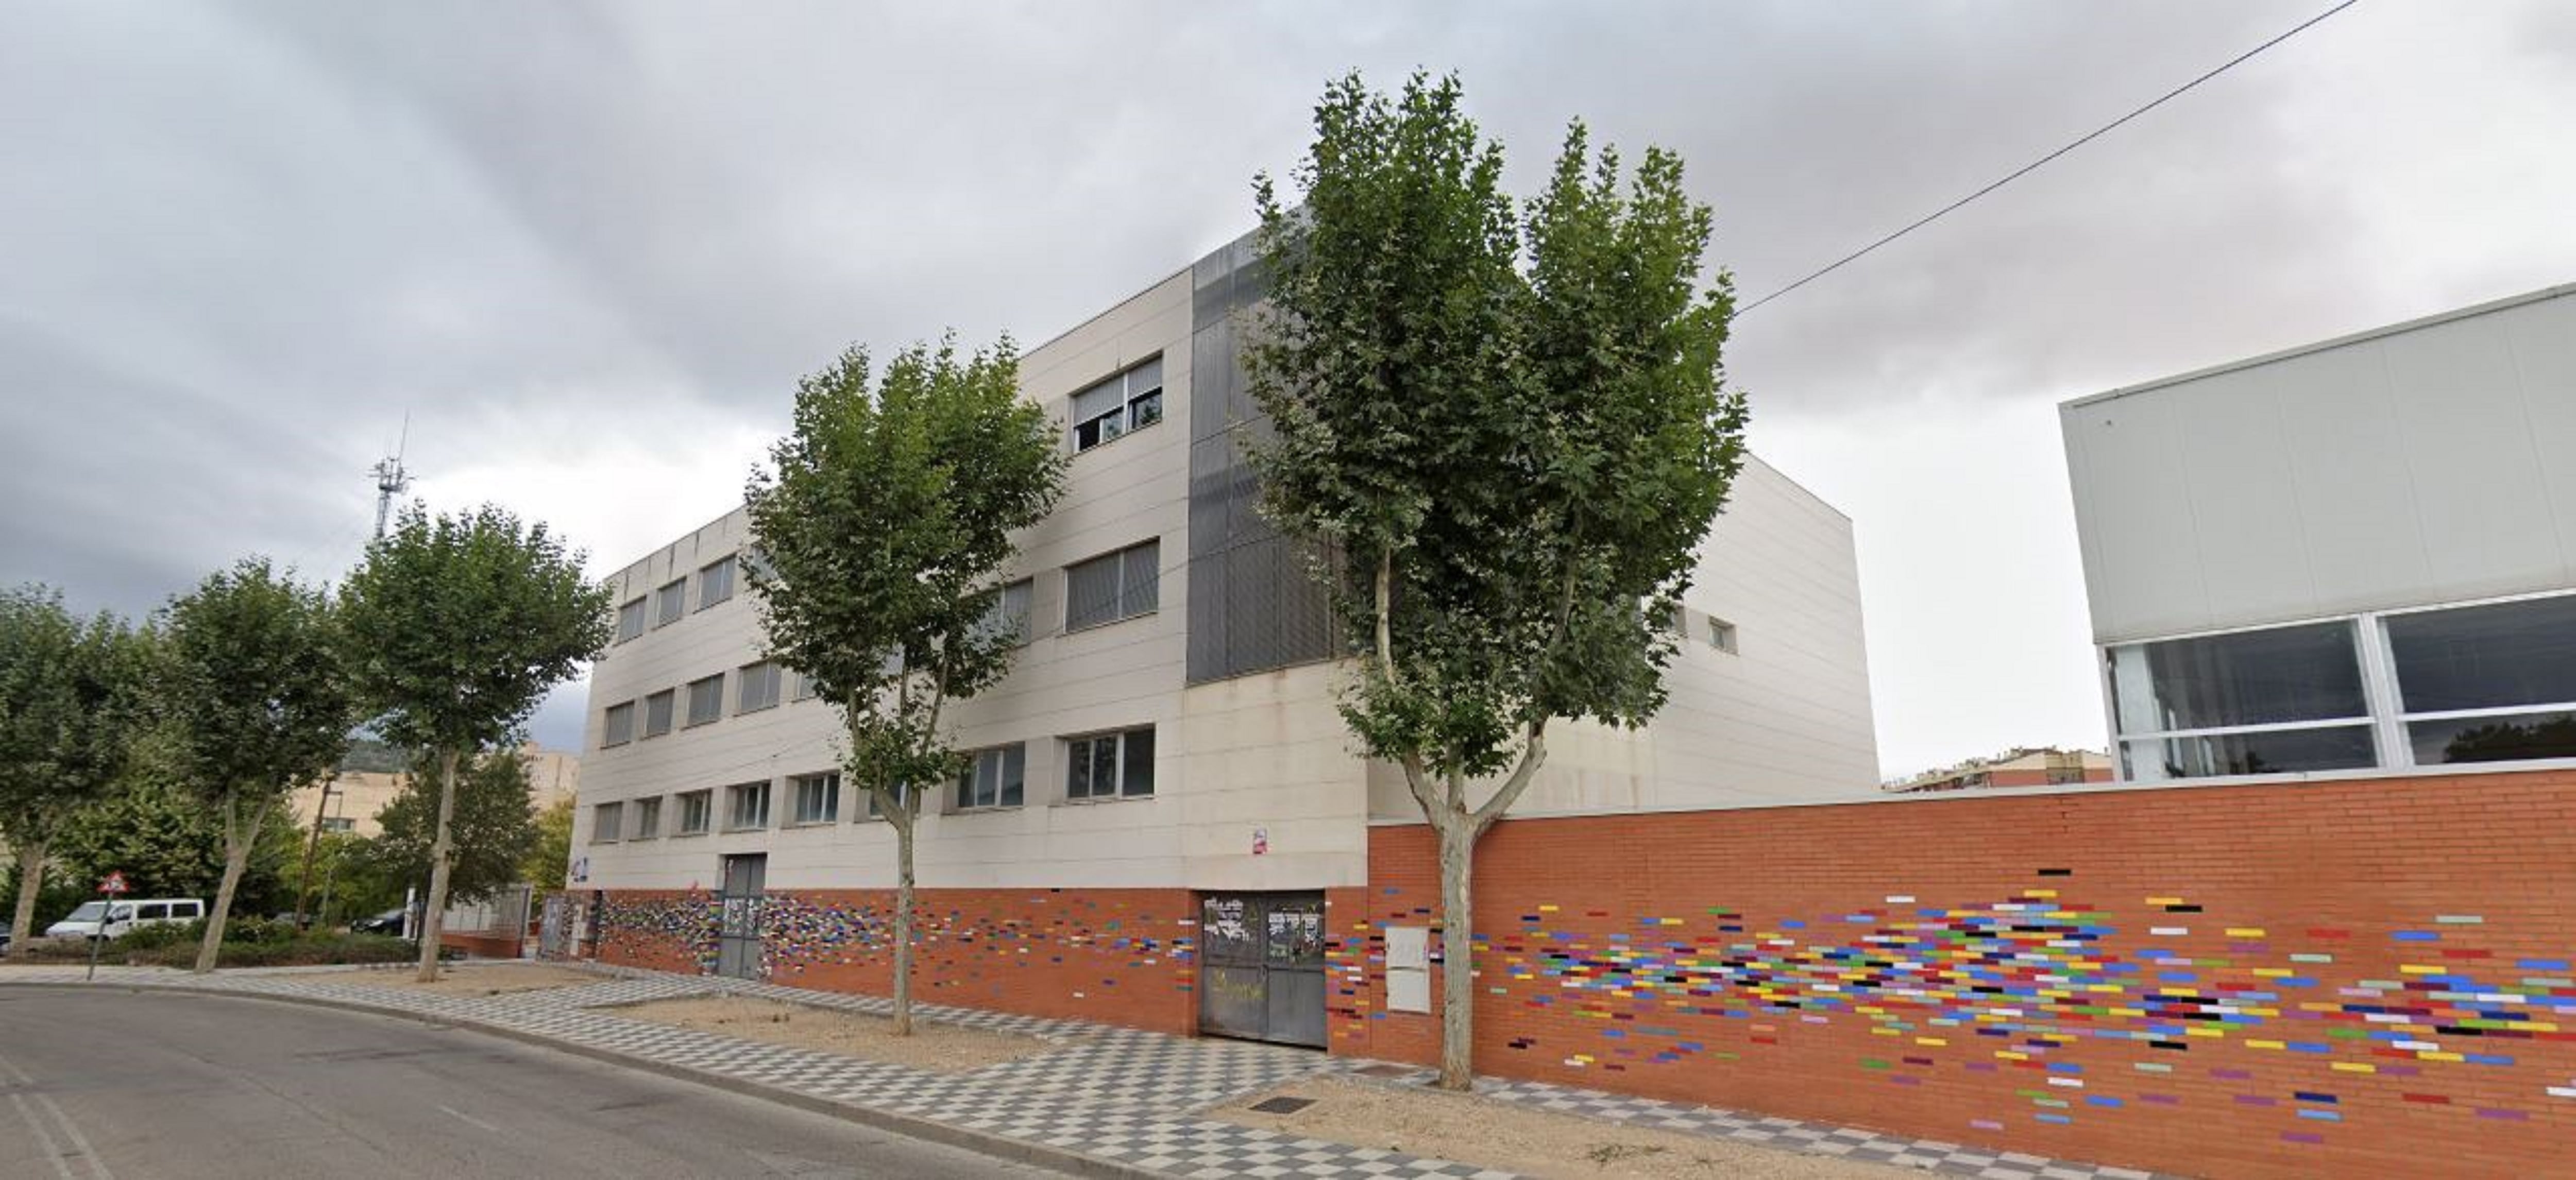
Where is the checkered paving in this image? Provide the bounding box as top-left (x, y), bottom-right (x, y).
top-left (0, 963), bottom-right (2172, 1179)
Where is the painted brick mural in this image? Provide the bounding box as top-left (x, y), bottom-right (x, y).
top-left (599, 886), bottom-right (1197, 1033)
top-left (1338, 768), bottom-right (2576, 1179)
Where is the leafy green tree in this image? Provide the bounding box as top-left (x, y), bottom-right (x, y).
top-left (1247, 72), bottom-right (1745, 1089)
top-left (339, 505), bottom-right (611, 979)
top-left (368, 748), bottom-right (541, 906)
top-left (0, 585), bottom-right (141, 956)
top-left (747, 338), bottom-right (1066, 1034)
top-left (49, 776), bottom-right (302, 912)
top-left (523, 794), bottom-right (574, 891)
top-left (157, 559), bottom-right (358, 971)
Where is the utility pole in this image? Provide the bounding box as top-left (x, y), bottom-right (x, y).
top-left (371, 415), bottom-right (413, 541)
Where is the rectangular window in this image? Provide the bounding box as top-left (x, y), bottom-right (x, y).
top-left (978, 579), bottom-right (1034, 646)
top-left (616, 597), bottom-right (648, 643)
top-left (737, 661), bottom-right (783, 713)
top-left (320, 816), bottom-right (355, 833)
top-left (953, 744), bottom-right (1026, 810)
top-left (685, 674), bottom-right (724, 727)
top-left (675, 789), bottom-right (713, 835)
top-left (861, 781), bottom-right (914, 819)
top-left (699, 555), bottom-right (737, 610)
top-left (1065, 540), bottom-right (1159, 630)
top-left (1066, 726), bottom-right (1155, 800)
top-left (642, 690), bottom-right (676, 738)
top-left (631, 796), bottom-right (663, 840)
top-left (2123, 727), bottom-right (2377, 780)
top-left (790, 772), bottom-right (840, 825)
top-left (602, 701), bottom-right (636, 747)
top-left (2110, 621), bottom-right (2366, 734)
top-left (725, 782), bottom-right (771, 831)
top-left (1070, 356), bottom-right (1164, 452)
top-left (592, 802), bottom-right (623, 843)
top-left (2387, 593), bottom-right (2576, 765)
top-left (1708, 617), bottom-right (1739, 655)
top-left (655, 579), bottom-right (687, 627)
top-left (790, 671), bottom-right (818, 702)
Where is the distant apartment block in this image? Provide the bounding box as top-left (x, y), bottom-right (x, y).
top-left (572, 232), bottom-right (1878, 1045)
top-left (1882, 746), bottom-right (2111, 793)
top-left (2062, 282), bottom-right (2576, 783)
top-left (289, 745), bottom-right (580, 838)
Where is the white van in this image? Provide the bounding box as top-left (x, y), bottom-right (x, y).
top-left (45, 898), bottom-right (205, 940)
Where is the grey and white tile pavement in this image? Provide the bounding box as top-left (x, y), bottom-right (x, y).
top-left (0, 962), bottom-right (2174, 1180)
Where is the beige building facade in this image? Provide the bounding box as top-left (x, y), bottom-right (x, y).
top-left (290, 745), bottom-right (581, 839)
top-left (572, 234), bottom-right (1880, 898)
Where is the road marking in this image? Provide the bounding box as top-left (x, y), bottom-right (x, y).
top-left (11, 1093), bottom-right (78, 1180)
top-left (437, 1104), bottom-right (502, 1133)
top-left (32, 1092), bottom-right (112, 1180)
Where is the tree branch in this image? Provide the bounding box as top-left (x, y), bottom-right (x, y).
top-left (1469, 721), bottom-right (1549, 838)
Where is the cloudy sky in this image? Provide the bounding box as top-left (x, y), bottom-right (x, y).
top-left (5, 1), bottom-right (2572, 777)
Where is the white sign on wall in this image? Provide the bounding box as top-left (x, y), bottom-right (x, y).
top-left (1385, 925), bottom-right (1431, 1013)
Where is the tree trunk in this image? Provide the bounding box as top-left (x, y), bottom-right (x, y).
top-left (1435, 815), bottom-right (1476, 1090)
top-left (415, 747), bottom-right (464, 982)
top-left (889, 791), bottom-right (916, 1036)
top-left (6, 840), bottom-right (45, 961)
top-left (195, 794), bottom-right (263, 974)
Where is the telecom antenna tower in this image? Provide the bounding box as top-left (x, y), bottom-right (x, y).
top-left (370, 417), bottom-right (413, 540)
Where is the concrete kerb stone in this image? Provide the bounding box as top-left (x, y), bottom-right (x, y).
top-left (5, 978), bottom-right (1162, 1180)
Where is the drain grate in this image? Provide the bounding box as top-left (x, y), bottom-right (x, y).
top-left (1249, 1096), bottom-right (1317, 1115)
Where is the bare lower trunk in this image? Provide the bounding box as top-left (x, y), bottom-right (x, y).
top-left (195, 795), bottom-right (263, 973)
top-left (888, 791), bottom-right (916, 1036)
top-left (1435, 817), bottom-right (1476, 1090)
top-left (415, 748), bottom-right (464, 982)
top-left (7, 840), bottom-right (46, 960)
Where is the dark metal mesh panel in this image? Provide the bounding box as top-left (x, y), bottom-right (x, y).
top-left (1124, 540), bottom-right (1160, 615)
top-left (1065, 550), bottom-right (1121, 630)
top-left (1187, 231), bottom-right (1337, 683)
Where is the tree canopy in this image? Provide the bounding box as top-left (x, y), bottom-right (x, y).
top-left (0, 585), bottom-right (147, 953)
top-left (369, 747), bottom-right (541, 905)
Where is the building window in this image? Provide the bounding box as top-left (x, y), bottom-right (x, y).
top-left (699, 555), bottom-right (737, 610)
top-left (675, 789), bottom-right (712, 836)
top-left (861, 781), bottom-right (914, 819)
top-left (1070, 356), bottom-right (1163, 452)
top-left (790, 671), bottom-right (819, 702)
top-left (737, 661), bottom-right (783, 713)
top-left (2109, 620), bottom-right (2374, 781)
top-left (953, 744), bottom-right (1025, 811)
top-left (591, 802), bottom-right (623, 843)
top-left (978, 579), bottom-right (1034, 646)
top-left (685, 674), bottom-right (724, 727)
top-left (655, 578), bottom-right (688, 627)
top-left (1066, 726), bottom-right (1155, 800)
top-left (642, 690), bottom-right (676, 738)
top-left (1065, 540), bottom-right (1159, 630)
top-left (1708, 617), bottom-right (1739, 655)
top-left (602, 701), bottom-right (636, 747)
top-left (319, 816), bottom-right (356, 833)
top-left (790, 772), bottom-right (840, 825)
top-left (631, 797), bottom-right (663, 840)
top-left (725, 782), bottom-right (771, 831)
top-left (616, 597), bottom-right (647, 643)
top-left (2386, 593), bottom-right (2576, 765)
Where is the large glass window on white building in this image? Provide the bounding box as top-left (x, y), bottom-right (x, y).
top-left (2107, 590), bottom-right (2576, 781)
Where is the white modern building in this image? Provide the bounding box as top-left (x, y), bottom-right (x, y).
top-left (571, 233), bottom-right (1878, 1041)
top-left (2062, 282), bottom-right (2576, 783)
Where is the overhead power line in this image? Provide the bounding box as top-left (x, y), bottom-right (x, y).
top-left (1737, 0), bottom-right (2362, 316)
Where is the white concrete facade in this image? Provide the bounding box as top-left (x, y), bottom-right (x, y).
top-left (574, 248), bottom-right (1879, 894)
top-left (2062, 282), bottom-right (2576, 782)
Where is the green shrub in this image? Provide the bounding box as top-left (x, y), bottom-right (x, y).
top-left (125, 931), bottom-right (441, 969)
top-left (111, 921), bottom-right (195, 951)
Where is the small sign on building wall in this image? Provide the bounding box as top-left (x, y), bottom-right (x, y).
top-left (1386, 925), bottom-right (1431, 1013)
top-left (1252, 826), bottom-right (1269, 855)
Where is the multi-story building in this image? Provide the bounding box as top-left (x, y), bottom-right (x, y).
top-left (1880, 746), bottom-right (2112, 793)
top-left (288, 745), bottom-right (581, 839)
top-left (2062, 281), bottom-right (2576, 783)
top-left (573, 234), bottom-right (1878, 1046)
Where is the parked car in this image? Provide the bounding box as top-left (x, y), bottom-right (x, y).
top-left (350, 908), bottom-right (407, 936)
top-left (45, 898), bottom-right (204, 940)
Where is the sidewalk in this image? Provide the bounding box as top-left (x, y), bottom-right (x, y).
top-left (0, 962), bottom-right (2164, 1180)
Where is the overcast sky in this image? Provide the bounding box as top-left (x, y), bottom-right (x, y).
top-left (5, 1), bottom-right (2572, 778)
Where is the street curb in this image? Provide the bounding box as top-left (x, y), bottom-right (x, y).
top-left (8, 979), bottom-right (1159, 1179)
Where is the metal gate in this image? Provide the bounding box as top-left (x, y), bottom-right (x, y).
top-left (717, 854), bottom-right (767, 980)
top-left (538, 893), bottom-right (573, 960)
top-left (1197, 892), bottom-right (1327, 1047)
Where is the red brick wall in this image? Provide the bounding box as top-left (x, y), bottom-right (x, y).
top-left (1336, 769), bottom-right (2576, 1180)
top-left (598, 886), bottom-right (1197, 1034)
top-left (442, 930), bottom-right (523, 960)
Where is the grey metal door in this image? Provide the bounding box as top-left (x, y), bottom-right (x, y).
top-left (1197, 892), bottom-right (1327, 1048)
top-left (717, 854), bottom-right (766, 980)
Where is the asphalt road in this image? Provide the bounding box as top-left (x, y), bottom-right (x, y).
top-left (0, 987), bottom-right (1073, 1179)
